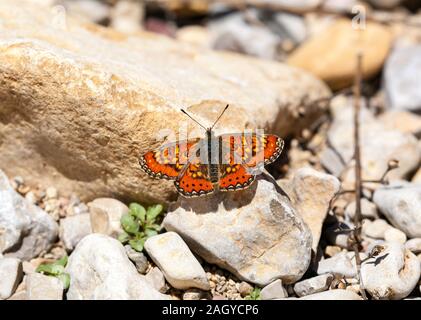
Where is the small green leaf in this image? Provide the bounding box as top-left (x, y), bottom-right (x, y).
top-left (144, 228), bottom-right (158, 238)
top-left (56, 255), bottom-right (68, 267)
top-left (118, 231), bottom-right (130, 243)
top-left (58, 273), bottom-right (71, 290)
top-left (146, 204), bottom-right (163, 222)
top-left (129, 203), bottom-right (146, 222)
top-left (121, 213), bottom-right (139, 234)
top-left (36, 263), bottom-right (64, 276)
top-left (148, 223), bottom-right (162, 231)
top-left (129, 238), bottom-right (146, 252)
top-left (245, 288), bottom-right (261, 300)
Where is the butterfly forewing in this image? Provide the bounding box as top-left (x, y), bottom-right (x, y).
top-left (139, 138), bottom-right (200, 180)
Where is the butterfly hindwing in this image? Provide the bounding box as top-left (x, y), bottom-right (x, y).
top-left (175, 163), bottom-right (214, 197)
top-left (139, 139), bottom-right (199, 180)
top-left (219, 163), bottom-right (255, 192)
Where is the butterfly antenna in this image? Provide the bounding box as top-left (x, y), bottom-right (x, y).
top-left (211, 104), bottom-right (229, 129)
top-left (180, 109), bottom-right (207, 131)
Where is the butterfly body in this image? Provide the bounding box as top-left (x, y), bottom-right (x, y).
top-left (139, 106), bottom-right (284, 198)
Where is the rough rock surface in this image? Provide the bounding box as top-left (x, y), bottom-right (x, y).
top-left (278, 168), bottom-right (340, 251)
top-left (260, 279), bottom-right (288, 300)
top-left (0, 257), bottom-right (23, 300)
top-left (293, 273), bottom-right (333, 297)
top-left (144, 232), bottom-right (210, 290)
top-left (373, 183), bottom-right (421, 238)
top-left (65, 234), bottom-right (169, 300)
top-left (26, 273), bottom-right (63, 300)
top-left (164, 176), bottom-right (313, 286)
top-left (59, 213), bottom-right (92, 251)
top-left (0, 0), bottom-right (330, 204)
top-left (361, 242), bottom-right (420, 300)
top-left (0, 170), bottom-right (58, 260)
top-left (88, 198), bottom-right (127, 238)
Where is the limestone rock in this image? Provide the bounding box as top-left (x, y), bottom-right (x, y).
top-left (0, 170), bottom-right (58, 260)
top-left (65, 234), bottom-right (169, 300)
top-left (361, 242), bottom-right (420, 300)
top-left (293, 274), bottom-right (333, 297)
top-left (278, 168), bottom-right (340, 251)
top-left (373, 183), bottom-right (421, 238)
top-left (163, 176), bottom-right (313, 286)
top-left (0, 0), bottom-right (330, 204)
top-left (88, 198), bottom-right (127, 238)
top-left (288, 19), bottom-right (392, 90)
top-left (260, 279), bottom-right (288, 300)
top-left (144, 232), bottom-right (210, 291)
top-left (145, 267), bottom-right (167, 293)
top-left (316, 252), bottom-right (356, 278)
top-left (26, 273), bottom-right (63, 300)
top-left (0, 258), bottom-right (23, 300)
top-left (59, 213), bottom-right (92, 251)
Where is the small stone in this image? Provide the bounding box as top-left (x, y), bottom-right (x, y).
top-left (362, 242), bottom-right (420, 300)
top-left (405, 238), bottom-right (421, 254)
top-left (59, 213), bottom-right (92, 251)
top-left (24, 191), bottom-right (37, 205)
top-left (384, 228), bottom-right (407, 244)
top-left (260, 279), bottom-right (288, 300)
top-left (293, 274), bottom-right (334, 297)
top-left (88, 198), bottom-right (128, 238)
top-left (362, 219), bottom-right (393, 239)
top-left (144, 232), bottom-right (209, 291)
top-left (299, 289), bottom-right (362, 300)
top-left (384, 43), bottom-right (421, 111)
top-left (346, 284), bottom-right (361, 295)
top-left (317, 252), bottom-right (356, 278)
top-left (26, 273), bottom-right (63, 300)
top-left (0, 170), bottom-right (59, 260)
top-left (238, 281), bottom-right (254, 298)
top-left (0, 258), bottom-right (23, 300)
top-left (288, 19), bottom-right (392, 90)
top-left (110, 0), bottom-right (144, 34)
top-left (345, 199), bottom-right (378, 220)
top-left (145, 267), bottom-right (167, 294)
top-left (373, 182), bottom-right (421, 238)
top-left (182, 289), bottom-right (208, 300)
top-left (320, 148), bottom-right (346, 177)
top-left (124, 245), bottom-right (149, 274)
top-left (45, 187), bottom-right (58, 199)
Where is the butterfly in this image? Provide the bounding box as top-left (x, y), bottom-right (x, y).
top-left (139, 105), bottom-right (284, 197)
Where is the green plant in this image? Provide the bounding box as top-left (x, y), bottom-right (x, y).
top-left (118, 203), bottom-right (164, 252)
top-left (245, 287), bottom-right (261, 300)
top-left (36, 255), bottom-right (70, 290)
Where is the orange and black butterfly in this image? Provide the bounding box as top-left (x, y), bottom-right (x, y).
top-left (139, 105), bottom-right (284, 197)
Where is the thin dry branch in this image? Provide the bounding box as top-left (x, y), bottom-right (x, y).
top-left (350, 52), bottom-right (368, 300)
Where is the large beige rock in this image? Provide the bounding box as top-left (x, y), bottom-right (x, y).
top-left (163, 175), bottom-right (313, 286)
top-left (278, 168), bottom-right (340, 251)
top-left (0, 0), bottom-right (329, 204)
top-left (288, 19), bottom-right (393, 90)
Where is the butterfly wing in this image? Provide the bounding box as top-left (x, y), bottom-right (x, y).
top-left (218, 133), bottom-right (283, 191)
top-left (139, 139), bottom-right (200, 180)
top-left (175, 163), bottom-right (214, 197)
